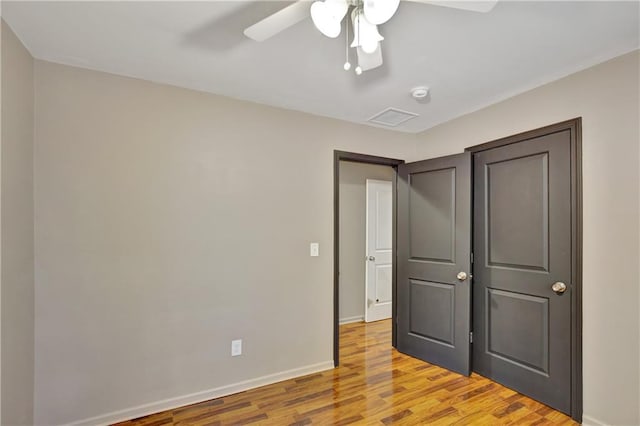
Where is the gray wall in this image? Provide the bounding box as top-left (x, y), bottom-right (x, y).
top-left (33, 60), bottom-right (416, 425)
top-left (413, 50), bottom-right (640, 426)
top-left (1, 20), bottom-right (35, 426)
top-left (338, 161), bottom-right (394, 323)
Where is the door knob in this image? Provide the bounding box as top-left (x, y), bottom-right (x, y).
top-left (456, 271), bottom-right (468, 281)
top-left (368, 256), bottom-right (375, 261)
top-left (551, 281), bottom-right (567, 294)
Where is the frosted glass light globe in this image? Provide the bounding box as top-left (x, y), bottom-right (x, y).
top-left (364, 0), bottom-right (400, 25)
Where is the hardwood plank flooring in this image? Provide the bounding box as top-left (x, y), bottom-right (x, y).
top-left (115, 320), bottom-right (577, 425)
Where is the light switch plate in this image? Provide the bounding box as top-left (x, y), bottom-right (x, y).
top-left (231, 339), bottom-right (242, 356)
top-left (310, 242), bottom-right (319, 257)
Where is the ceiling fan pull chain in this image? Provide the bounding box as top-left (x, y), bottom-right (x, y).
top-left (354, 8), bottom-right (362, 75)
top-left (344, 7), bottom-right (351, 71)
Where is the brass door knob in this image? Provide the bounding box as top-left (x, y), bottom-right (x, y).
top-left (551, 281), bottom-right (567, 294)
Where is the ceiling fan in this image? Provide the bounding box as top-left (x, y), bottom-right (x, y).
top-left (244, 0), bottom-right (498, 74)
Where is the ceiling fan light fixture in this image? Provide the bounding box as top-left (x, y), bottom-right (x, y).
top-left (360, 39), bottom-right (380, 54)
top-left (356, 45), bottom-right (383, 71)
top-left (244, 0), bottom-right (502, 75)
top-left (350, 9), bottom-right (384, 53)
top-left (363, 0), bottom-right (400, 25)
top-left (327, 0), bottom-right (349, 20)
top-left (311, 0), bottom-right (348, 38)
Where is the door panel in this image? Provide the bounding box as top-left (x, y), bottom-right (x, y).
top-left (487, 153), bottom-right (549, 270)
top-left (409, 280), bottom-right (455, 345)
top-left (486, 288), bottom-right (549, 373)
top-left (375, 266), bottom-right (393, 302)
top-left (473, 130), bottom-right (572, 414)
top-left (409, 168), bottom-right (456, 263)
top-left (365, 179), bottom-right (393, 322)
top-left (397, 152), bottom-right (471, 375)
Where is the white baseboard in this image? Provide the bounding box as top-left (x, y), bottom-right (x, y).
top-left (65, 360), bottom-right (335, 426)
top-left (581, 414), bottom-right (609, 426)
top-left (339, 315), bottom-right (364, 325)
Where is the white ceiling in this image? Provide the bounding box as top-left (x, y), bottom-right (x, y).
top-left (3, 1), bottom-right (639, 133)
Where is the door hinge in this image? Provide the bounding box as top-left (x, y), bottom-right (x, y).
top-left (469, 332), bottom-right (473, 343)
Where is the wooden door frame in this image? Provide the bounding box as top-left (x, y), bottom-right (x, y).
top-left (333, 151), bottom-right (404, 367)
top-left (465, 117), bottom-right (583, 422)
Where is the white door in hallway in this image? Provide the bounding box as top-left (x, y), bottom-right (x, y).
top-left (365, 179), bottom-right (393, 322)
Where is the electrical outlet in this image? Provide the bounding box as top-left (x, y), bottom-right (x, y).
top-left (231, 339), bottom-right (242, 356)
top-left (310, 242), bottom-right (319, 257)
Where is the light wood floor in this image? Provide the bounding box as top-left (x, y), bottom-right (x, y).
top-left (115, 320), bottom-right (577, 425)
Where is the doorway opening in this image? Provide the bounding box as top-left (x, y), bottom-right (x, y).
top-left (333, 151), bottom-right (404, 366)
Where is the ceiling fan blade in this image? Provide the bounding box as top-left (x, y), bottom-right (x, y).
top-left (403, 0), bottom-right (498, 13)
top-left (357, 45), bottom-right (383, 71)
top-left (244, 1), bottom-right (312, 42)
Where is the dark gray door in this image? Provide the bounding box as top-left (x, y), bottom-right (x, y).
top-left (397, 152), bottom-right (471, 375)
top-left (473, 130), bottom-right (572, 414)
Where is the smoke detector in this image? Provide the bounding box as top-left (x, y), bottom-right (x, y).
top-left (411, 86), bottom-right (429, 100)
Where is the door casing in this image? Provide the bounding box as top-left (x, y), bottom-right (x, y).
top-left (332, 118), bottom-right (582, 422)
top-left (333, 151), bottom-right (404, 367)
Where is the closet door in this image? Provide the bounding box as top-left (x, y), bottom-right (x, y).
top-left (472, 130), bottom-right (572, 414)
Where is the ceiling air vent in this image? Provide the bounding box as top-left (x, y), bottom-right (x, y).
top-left (367, 107), bottom-right (419, 127)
